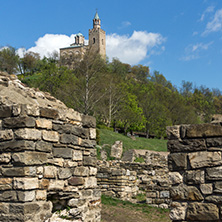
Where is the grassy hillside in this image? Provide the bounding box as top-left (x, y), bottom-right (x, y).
top-left (98, 129), bottom-right (167, 153)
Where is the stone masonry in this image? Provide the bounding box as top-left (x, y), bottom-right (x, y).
top-left (0, 72), bottom-right (100, 222)
top-left (167, 123), bottom-right (222, 221)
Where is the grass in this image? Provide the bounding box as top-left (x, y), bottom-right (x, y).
top-left (98, 129), bottom-right (167, 153)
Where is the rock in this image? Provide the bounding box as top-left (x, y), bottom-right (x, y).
top-left (36, 119), bottom-right (52, 129)
top-left (68, 177), bottom-right (84, 186)
top-left (206, 166), bottom-right (222, 180)
top-left (101, 149), bottom-right (107, 161)
top-left (17, 191), bottom-right (35, 202)
top-left (42, 130), bottom-right (59, 142)
top-left (0, 153), bottom-right (11, 163)
top-left (0, 129), bottom-right (14, 141)
top-left (39, 107), bottom-right (58, 119)
top-left (110, 141), bottom-right (123, 159)
top-left (185, 170), bottom-right (204, 184)
top-left (82, 115), bottom-right (96, 128)
top-left (89, 128), bottom-right (96, 139)
top-left (83, 156), bottom-right (97, 166)
top-left (169, 172), bottom-right (183, 185)
top-left (3, 117), bottom-right (36, 128)
top-left (53, 147), bottom-right (73, 159)
top-left (35, 141), bottom-right (52, 153)
top-left (0, 191), bottom-right (17, 201)
top-left (58, 168), bottom-right (72, 179)
top-left (0, 178), bottom-right (13, 190)
top-left (72, 150), bottom-right (83, 161)
top-left (43, 166), bottom-right (57, 178)
top-left (205, 195), bottom-right (222, 204)
top-left (166, 125), bottom-right (180, 139)
top-left (170, 202), bottom-right (187, 221)
top-left (60, 133), bottom-right (78, 145)
top-left (168, 153), bottom-right (187, 171)
top-left (0, 105), bottom-right (12, 117)
top-left (200, 183), bottom-right (213, 195)
top-left (13, 178), bottom-right (38, 190)
top-left (0, 140), bottom-right (35, 152)
top-left (14, 128), bottom-right (41, 140)
top-left (48, 180), bottom-right (64, 191)
top-left (73, 166), bottom-right (89, 176)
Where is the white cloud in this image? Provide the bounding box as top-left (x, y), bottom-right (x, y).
top-left (199, 6), bottom-right (215, 22)
top-left (181, 41), bottom-right (213, 61)
top-left (19, 31), bottom-right (165, 65)
top-left (118, 21), bottom-right (131, 29)
top-left (106, 31), bottom-right (166, 65)
top-left (203, 9), bottom-right (222, 35)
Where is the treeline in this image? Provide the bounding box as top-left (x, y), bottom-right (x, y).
top-left (1, 46), bottom-right (222, 138)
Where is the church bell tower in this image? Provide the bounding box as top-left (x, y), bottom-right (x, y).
top-left (88, 11), bottom-right (106, 59)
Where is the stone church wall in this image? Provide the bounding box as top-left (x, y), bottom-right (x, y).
top-left (167, 123), bottom-right (222, 221)
top-left (0, 73), bottom-right (100, 222)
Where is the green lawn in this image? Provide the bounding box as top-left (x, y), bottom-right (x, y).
top-left (98, 129), bottom-right (167, 153)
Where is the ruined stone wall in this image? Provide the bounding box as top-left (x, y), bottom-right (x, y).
top-left (167, 123), bottom-right (222, 221)
top-left (0, 73), bottom-right (100, 222)
top-left (97, 150), bottom-right (170, 208)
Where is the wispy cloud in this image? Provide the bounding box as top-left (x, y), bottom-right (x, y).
top-left (203, 8), bottom-right (222, 35)
top-left (199, 6), bottom-right (215, 22)
top-left (181, 41), bottom-right (213, 61)
top-left (118, 21), bottom-right (131, 29)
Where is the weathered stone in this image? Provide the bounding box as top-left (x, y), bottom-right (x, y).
top-left (168, 153), bottom-right (187, 171)
top-left (0, 202), bottom-right (9, 214)
top-left (0, 140), bottom-right (35, 152)
top-left (12, 151), bottom-right (48, 165)
top-left (110, 141), bottom-right (123, 159)
top-left (48, 158), bottom-right (64, 167)
top-left (68, 198), bottom-right (86, 207)
top-left (89, 128), bottom-right (96, 139)
top-left (83, 156), bottom-right (97, 166)
top-left (206, 137), bottom-right (222, 148)
top-left (72, 127), bottom-right (89, 138)
top-left (187, 202), bottom-right (219, 220)
top-left (170, 202), bottom-right (187, 221)
top-left (89, 167), bottom-right (97, 176)
top-left (63, 160), bottom-right (78, 168)
top-left (78, 138), bottom-right (96, 147)
top-left (82, 115), bottom-right (96, 128)
top-left (35, 141), bottom-right (52, 152)
top-left (36, 119), bottom-right (52, 129)
top-left (60, 133), bottom-right (78, 144)
top-left (167, 138), bottom-right (206, 153)
top-left (101, 149), bottom-right (107, 161)
top-left (17, 191), bottom-right (35, 202)
top-left (0, 105), bottom-right (12, 117)
top-left (52, 123), bottom-right (73, 134)
top-left (36, 190), bottom-right (47, 200)
top-left (0, 190), bottom-right (17, 201)
top-left (40, 107), bottom-right (58, 119)
top-left (84, 177), bottom-right (97, 188)
top-left (0, 129), bottom-right (14, 141)
top-left (206, 166), bottom-right (222, 180)
top-left (58, 168), bottom-right (72, 179)
top-left (205, 195), bottom-right (222, 203)
top-left (2, 166), bottom-right (36, 177)
top-left (48, 180), bottom-right (64, 191)
top-left (72, 150), bottom-right (83, 161)
top-left (3, 117), bottom-right (36, 128)
top-left (169, 172), bottom-right (183, 185)
top-left (74, 166), bottom-right (89, 176)
top-left (39, 179), bottom-right (49, 189)
top-left (160, 191), bottom-right (170, 198)
top-left (42, 130), bottom-right (59, 142)
top-left (14, 128), bottom-right (41, 140)
top-left (53, 148), bottom-right (73, 159)
top-left (170, 184), bottom-right (203, 201)
top-left (185, 170), bottom-right (204, 184)
top-left (44, 166), bottom-right (57, 178)
top-left (188, 151), bottom-right (221, 169)
top-left (200, 183), bottom-right (213, 194)
top-left (0, 153), bottom-right (11, 163)
top-left (0, 178), bottom-right (13, 190)
top-left (14, 178), bottom-right (38, 190)
top-left (68, 177), bottom-right (85, 186)
top-left (166, 125), bottom-right (180, 140)
top-left (26, 104), bottom-right (40, 116)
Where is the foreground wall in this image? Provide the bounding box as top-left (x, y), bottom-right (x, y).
top-left (167, 123), bottom-right (222, 221)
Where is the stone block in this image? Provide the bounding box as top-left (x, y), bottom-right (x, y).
top-left (0, 153), bottom-right (11, 163)
top-left (82, 115), bottom-right (96, 128)
top-left (36, 190), bottom-right (47, 200)
top-left (205, 195), bottom-right (222, 203)
top-left (35, 140), bottom-right (52, 152)
top-left (60, 133), bottom-right (78, 144)
top-left (53, 147), bottom-right (73, 159)
top-left (63, 160), bottom-right (78, 168)
top-left (89, 167), bottom-right (97, 176)
top-left (0, 178), bottom-right (13, 190)
top-left (185, 170), bottom-right (205, 184)
top-left (200, 183), bottom-right (213, 195)
top-left (0, 129), bottom-right (14, 141)
top-left (39, 179), bottom-right (49, 189)
top-left (206, 166), bottom-right (222, 180)
top-left (168, 153), bottom-right (187, 171)
top-left (0, 191), bottom-right (17, 201)
top-left (206, 137), bottom-right (222, 148)
top-left (72, 127), bottom-right (89, 138)
top-left (58, 168), bottom-right (72, 179)
top-left (166, 125), bottom-right (180, 139)
top-left (169, 172), bottom-right (183, 185)
top-left (48, 180), bottom-right (64, 191)
top-left (42, 130), bottom-right (59, 142)
top-left (0, 202), bottom-right (9, 214)
top-left (12, 151), bottom-right (48, 165)
top-left (84, 177), bottom-right (97, 188)
top-left (160, 191), bottom-right (170, 198)
top-left (2, 166), bottom-right (36, 177)
top-left (74, 166), bottom-right (89, 176)
top-left (110, 141), bottom-right (123, 159)
top-left (48, 158), bottom-right (64, 167)
top-left (2, 117), bottom-right (35, 128)
top-left (14, 128), bottom-right (41, 140)
top-left (0, 105), bottom-right (12, 117)
top-left (79, 138), bottom-right (96, 147)
top-left (72, 150), bottom-right (83, 161)
top-left (0, 140), bottom-right (35, 152)
top-left (170, 202), bottom-right (187, 221)
top-left (52, 123), bottom-right (73, 134)
top-left (83, 156), bottom-right (97, 166)
top-left (187, 202), bottom-right (219, 220)
top-left (14, 178), bottom-right (38, 190)
top-left (17, 190), bottom-right (35, 202)
top-left (44, 166), bottom-right (57, 178)
top-left (188, 151), bottom-right (221, 169)
top-left (36, 119), bottom-right (52, 129)
top-left (26, 104), bottom-right (40, 116)
top-left (89, 128), bottom-right (96, 139)
top-left (68, 177), bottom-right (85, 186)
top-left (40, 107), bottom-right (58, 119)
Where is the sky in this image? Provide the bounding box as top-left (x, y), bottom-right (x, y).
top-left (1, 0), bottom-right (222, 90)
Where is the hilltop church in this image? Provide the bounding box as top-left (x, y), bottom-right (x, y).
top-left (60, 11), bottom-right (106, 65)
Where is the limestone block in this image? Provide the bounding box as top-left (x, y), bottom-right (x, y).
top-left (3, 117), bottom-right (36, 128)
top-left (58, 168), bottom-right (72, 179)
top-left (188, 151), bottom-right (221, 169)
top-left (82, 115), bottom-right (96, 128)
top-left (0, 178), bottom-right (13, 190)
top-left (206, 137), bottom-right (222, 148)
top-left (187, 202), bottom-right (219, 220)
top-left (0, 140), bottom-right (35, 152)
top-left (68, 177), bottom-right (85, 186)
top-left (39, 179), bottom-right (49, 189)
top-left (0, 129), bottom-right (14, 141)
top-left (79, 138), bottom-right (96, 147)
top-left (36, 119), bottom-right (52, 129)
top-left (74, 166), bottom-right (89, 176)
top-left (0, 120), bottom-right (2, 129)
top-left (42, 130), bottom-right (59, 142)
top-left (89, 167), bottom-right (97, 176)
top-left (170, 202), bottom-right (187, 221)
top-left (60, 133), bottom-right (78, 145)
top-left (48, 158), bottom-right (64, 167)
top-left (206, 166), bottom-right (222, 180)
top-left (35, 140), bottom-right (52, 153)
top-left (14, 178), bottom-right (39, 190)
top-left (205, 195), bottom-right (222, 203)
top-left (44, 166), bottom-right (57, 178)
top-left (0, 202), bottom-right (9, 214)
top-left (84, 177), bottom-right (97, 188)
top-left (48, 180), bottom-right (65, 191)
top-left (169, 172), bottom-right (183, 185)
top-left (101, 150), bottom-right (107, 161)
top-left (72, 127), bottom-right (89, 138)
top-left (168, 153), bottom-right (187, 171)
top-left (26, 104), bottom-right (40, 116)
top-left (0, 153), bottom-right (11, 163)
top-left (17, 190), bottom-right (35, 202)
top-left (14, 128), bottom-right (41, 140)
top-left (83, 156), bottom-right (97, 166)
top-left (68, 198), bottom-right (86, 207)
top-left (160, 191), bottom-right (170, 198)
top-left (65, 109), bottom-right (82, 122)
top-left (12, 151), bottom-right (48, 165)
top-left (110, 141), bottom-right (123, 159)
top-left (40, 107), bottom-right (58, 119)
top-left (36, 190), bottom-right (47, 200)
top-left (166, 125), bottom-right (180, 139)
top-left (200, 183), bottom-right (213, 195)
top-left (89, 128), bottom-right (96, 139)
top-left (0, 190), bottom-right (17, 201)
top-left (2, 166), bottom-right (36, 177)
top-left (0, 105), bottom-right (12, 117)
top-left (53, 148), bottom-right (73, 159)
top-left (72, 150), bottom-right (83, 161)
top-left (63, 160), bottom-right (78, 168)
top-left (185, 170), bottom-right (204, 184)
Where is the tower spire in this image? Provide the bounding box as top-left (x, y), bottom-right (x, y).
top-left (93, 10), bottom-right (101, 29)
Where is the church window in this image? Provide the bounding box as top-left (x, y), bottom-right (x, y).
top-left (93, 38), bottom-right (95, 44)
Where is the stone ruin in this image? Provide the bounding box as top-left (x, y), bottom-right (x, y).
top-left (0, 72), bottom-right (100, 222)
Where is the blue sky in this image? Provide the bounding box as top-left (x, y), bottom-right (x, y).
top-left (1, 0), bottom-right (222, 90)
